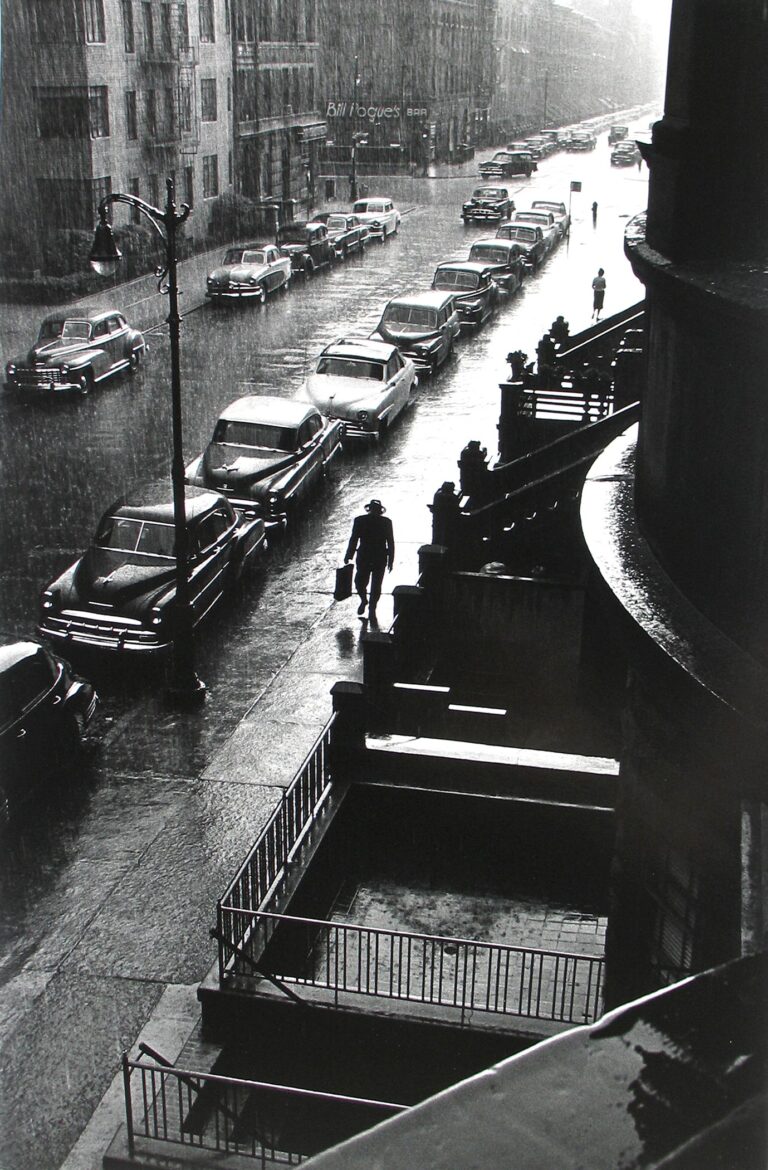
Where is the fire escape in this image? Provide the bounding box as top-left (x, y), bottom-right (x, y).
top-left (138, 0), bottom-right (200, 165)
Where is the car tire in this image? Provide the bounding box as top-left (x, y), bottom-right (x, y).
top-left (304, 258), bottom-right (314, 277)
top-left (76, 371), bottom-right (93, 397)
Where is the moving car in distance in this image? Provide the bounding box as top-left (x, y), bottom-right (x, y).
top-left (568, 131), bottom-right (596, 151)
top-left (205, 243), bottom-right (291, 303)
top-left (186, 397), bottom-right (342, 527)
top-left (431, 261), bottom-right (499, 330)
top-left (298, 337), bottom-right (417, 441)
top-left (467, 239), bottom-right (525, 294)
top-left (608, 124), bottom-right (629, 144)
top-left (495, 221), bottom-right (548, 269)
top-left (313, 212), bottom-right (369, 258)
top-left (479, 150), bottom-right (535, 178)
top-left (350, 197), bottom-right (401, 241)
top-left (40, 486), bottom-right (266, 654)
top-left (461, 186), bottom-right (515, 222)
top-left (5, 308), bottom-right (146, 397)
top-left (531, 199), bottom-right (571, 238)
top-left (611, 142), bottom-right (641, 166)
top-left (277, 221), bottom-right (334, 276)
top-left (375, 290), bottom-right (460, 374)
top-left (511, 209), bottom-right (559, 254)
top-left (0, 641), bottom-right (97, 818)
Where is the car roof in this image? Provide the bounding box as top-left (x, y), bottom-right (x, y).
top-left (385, 290), bottom-right (456, 310)
top-left (218, 394), bottom-right (321, 427)
top-left (107, 483), bottom-right (227, 525)
top-left (434, 260), bottom-right (494, 276)
top-left (322, 337), bottom-right (396, 361)
top-left (0, 641), bottom-right (53, 673)
top-left (532, 200), bottom-right (565, 208)
top-left (41, 307), bottom-right (119, 325)
top-left (471, 237), bottom-right (519, 252)
top-left (225, 242), bottom-right (268, 251)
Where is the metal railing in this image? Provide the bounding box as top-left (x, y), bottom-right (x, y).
top-left (240, 911), bottom-right (604, 1026)
top-left (217, 716), bottom-right (336, 982)
top-left (123, 1053), bottom-right (406, 1165)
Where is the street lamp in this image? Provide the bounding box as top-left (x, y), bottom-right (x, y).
top-left (89, 177), bottom-right (206, 704)
top-left (350, 130), bottom-right (368, 203)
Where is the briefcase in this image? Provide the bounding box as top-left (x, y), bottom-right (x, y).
top-left (334, 562), bottom-right (354, 601)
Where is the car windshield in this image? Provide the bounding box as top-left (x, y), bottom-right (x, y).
top-left (470, 245), bottom-right (511, 264)
top-left (433, 270), bottom-right (480, 291)
top-left (326, 215), bottom-right (348, 231)
top-left (39, 319), bottom-right (91, 342)
top-left (491, 153), bottom-right (513, 162)
top-left (533, 203), bottom-right (562, 213)
top-left (473, 188), bottom-right (504, 198)
top-left (212, 419), bottom-right (298, 452)
top-left (383, 305), bottom-right (438, 329)
top-left (316, 356), bottom-right (385, 380)
top-left (505, 226), bottom-right (537, 242)
top-left (515, 213), bottom-right (549, 224)
top-left (354, 201), bottom-right (384, 213)
top-left (223, 249), bottom-right (267, 265)
top-left (96, 517), bottom-right (176, 558)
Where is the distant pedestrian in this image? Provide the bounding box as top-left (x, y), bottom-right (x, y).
top-left (591, 200), bottom-right (598, 225)
top-left (344, 499), bottom-right (395, 623)
top-left (549, 315), bottom-right (570, 346)
top-left (591, 268), bottom-right (606, 320)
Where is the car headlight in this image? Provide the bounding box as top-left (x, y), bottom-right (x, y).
top-left (248, 275), bottom-right (257, 284)
top-left (357, 410), bottom-right (369, 421)
top-left (60, 364), bottom-right (69, 376)
top-left (372, 220), bottom-right (381, 228)
top-left (6, 362), bottom-right (16, 376)
top-left (266, 490), bottom-right (281, 514)
top-left (42, 588), bottom-right (60, 612)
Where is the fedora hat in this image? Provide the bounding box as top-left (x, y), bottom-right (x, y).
top-left (365, 499), bottom-right (385, 513)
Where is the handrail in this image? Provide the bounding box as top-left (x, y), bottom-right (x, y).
top-left (222, 908), bottom-right (605, 1026)
top-left (123, 1052), bottom-right (406, 1164)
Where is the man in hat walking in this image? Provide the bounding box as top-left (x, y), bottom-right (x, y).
top-left (344, 499), bottom-right (395, 621)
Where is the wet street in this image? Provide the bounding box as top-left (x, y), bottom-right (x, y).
top-left (0, 140), bottom-right (648, 1170)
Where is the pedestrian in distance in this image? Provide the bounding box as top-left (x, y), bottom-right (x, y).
top-left (344, 499), bottom-right (395, 624)
top-left (592, 268), bottom-right (606, 320)
top-left (549, 315), bottom-right (570, 346)
top-left (591, 200), bottom-right (598, 226)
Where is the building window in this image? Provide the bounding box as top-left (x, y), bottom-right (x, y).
top-left (304, 0), bottom-right (315, 40)
top-left (164, 87), bottom-right (175, 137)
top-left (225, 0), bottom-right (230, 34)
top-left (83, 0), bottom-right (105, 42)
top-left (160, 3), bottom-right (172, 52)
top-left (121, 0), bottom-right (135, 50)
top-left (200, 78), bottom-right (217, 122)
top-left (199, 0), bottom-right (214, 41)
top-left (146, 89), bottom-right (157, 138)
top-left (88, 86), bottom-right (109, 137)
top-left (32, 0), bottom-right (80, 44)
top-left (142, 1), bottom-right (153, 49)
top-left (129, 177), bottom-right (141, 222)
top-left (203, 154), bottom-right (219, 198)
top-left (228, 149), bottom-right (232, 184)
top-left (36, 88), bottom-right (88, 138)
top-left (148, 172), bottom-right (160, 208)
top-left (37, 175), bottom-right (112, 229)
top-left (178, 2), bottom-right (189, 47)
top-left (125, 90), bottom-right (138, 139)
top-left (183, 164), bottom-right (194, 207)
top-left (227, 76), bottom-right (232, 112)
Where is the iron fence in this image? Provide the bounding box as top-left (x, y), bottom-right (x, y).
top-left (242, 911), bottom-right (604, 1026)
top-left (217, 716), bottom-right (336, 981)
top-left (123, 1054), bottom-right (405, 1166)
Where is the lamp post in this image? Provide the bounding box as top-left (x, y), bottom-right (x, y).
top-left (89, 177), bottom-right (206, 703)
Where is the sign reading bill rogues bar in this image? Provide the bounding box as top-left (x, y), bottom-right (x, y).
top-left (326, 101), bottom-right (429, 123)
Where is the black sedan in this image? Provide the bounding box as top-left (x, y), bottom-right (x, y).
top-left (313, 212), bottom-right (369, 258)
top-left (0, 641), bottom-right (97, 816)
top-left (39, 487), bottom-right (266, 654)
top-left (431, 261), bottom-right (499, 330)
top-left (461, 187), bottom-right (515, 222)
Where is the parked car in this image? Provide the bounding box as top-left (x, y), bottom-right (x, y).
top-left (431, 261), bottom-right (499, 330)
top-left (461, 186), bottom-right (515, 222)
top-left (277, 221), bottom-right (334, 275)
top-left (511, 210), bottom-right (559, 254)
top-left (39, 486), bottom-right (266, 654)
top-left (313, 212), bottom-right (369, 258)
top-left (186, 397), bottom-right (342, 527)
top-left (467, 239), bottom-right (525, 293)
top-left (5, 308), bottom-right (146, 397)
top-left (0, 641), bottom-right (97, 815)
top-left (375, 290), bottom-right (460, 374)
top-left (496, 221), bottom-right (548, 268)
top-left (350, 197), bottom-right (401, 240)
top-left (611, 142), bottom-right (641, 166)
top-left (531, 199), bottom-right (571, 238)
top-left (298, 337), bottom-right (417, 440)
top-left (609, 124), bottom-right (629, 144)
top-left (479, 150), bottom-right (535, 178)
top-left (205, 243), bottom-right (292, 303)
